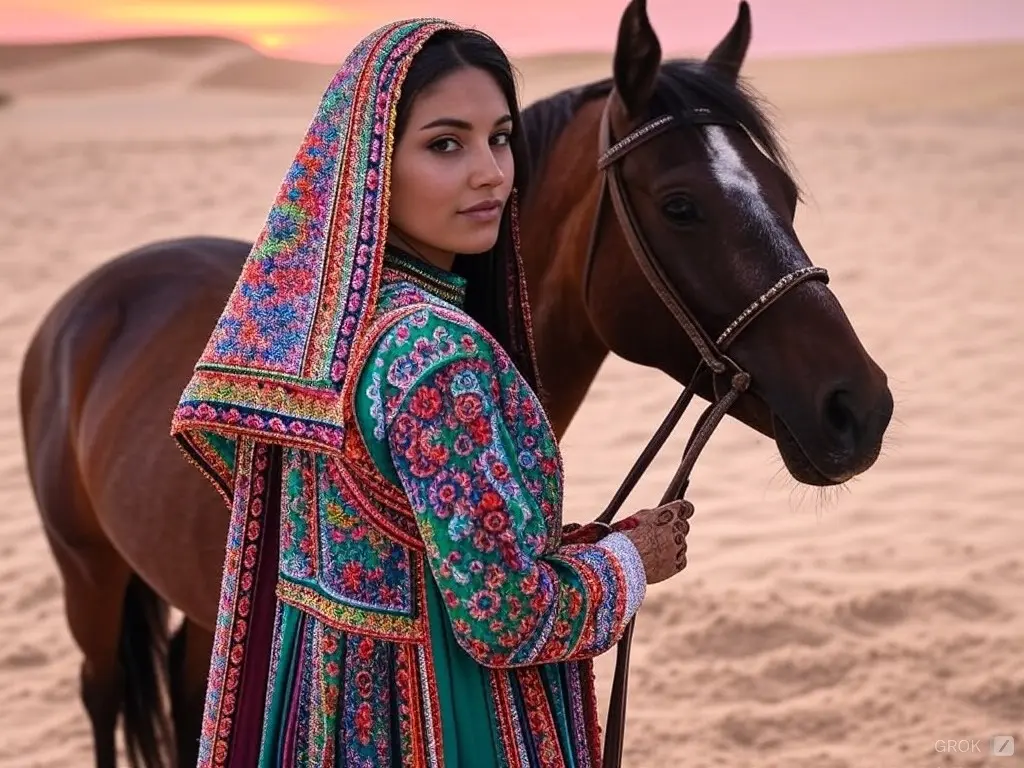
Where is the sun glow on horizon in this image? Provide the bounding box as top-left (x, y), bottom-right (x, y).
top-left (252, 32), bottom-right (295, 51)
top-left (1, 0), bottom-right (372, 60)
top-left (93, 1), bottom-right (361, 28)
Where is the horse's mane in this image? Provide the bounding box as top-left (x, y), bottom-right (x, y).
top-left (520, 58), bottom-right (799, 196)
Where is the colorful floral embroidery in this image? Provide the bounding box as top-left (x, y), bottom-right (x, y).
top-left (366, 306), bottom-right (646, 668)
top-left (340, 635), bottom-right (396, 765)
top-left (280, 448), bottom-right (317, 582)
top-left (170, 18), bottom-right (461, 491)
top-left (195, 438), bottom-right (267, 767)
top-left (277, 448), bottom-right (421, 638)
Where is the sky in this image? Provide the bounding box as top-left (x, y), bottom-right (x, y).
top-left (2, 0), bottom-right (1024, 61)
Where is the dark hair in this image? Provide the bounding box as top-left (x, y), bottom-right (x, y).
top-left (392, 29), bottom-right (543, 397)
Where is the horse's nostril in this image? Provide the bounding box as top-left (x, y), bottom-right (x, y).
top-left (824, 388), bottom-right (858, 449)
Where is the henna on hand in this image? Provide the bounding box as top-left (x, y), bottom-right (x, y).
top-left (655, 500), bottom-right (693, 570)
top-left (620, 499), bottom-right (695, 584)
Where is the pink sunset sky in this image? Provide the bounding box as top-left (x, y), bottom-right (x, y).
top-left (3, 0), bottom-right (1024, 61)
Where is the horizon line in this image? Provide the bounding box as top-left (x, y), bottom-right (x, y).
top-left (3, 28), bottom-right (1023, 64)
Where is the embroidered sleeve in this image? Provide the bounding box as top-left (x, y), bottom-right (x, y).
top-left (379, 312), bottom-right (646, 668)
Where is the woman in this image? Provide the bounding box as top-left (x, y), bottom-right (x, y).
top-left (172, 18), bottom-right (693, 767)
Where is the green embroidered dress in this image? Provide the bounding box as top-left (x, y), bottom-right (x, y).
top-left (251, 253), bottom-right (647, 766)
top-left (169, 18), bottom-right (646, 768)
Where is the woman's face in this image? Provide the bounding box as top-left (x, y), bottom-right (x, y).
top-left (388, 66), bottom-right (515, 269)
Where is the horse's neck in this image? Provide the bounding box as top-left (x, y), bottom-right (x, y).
top-left (527, 248), bottom-right (608, 441)
top-left (521, 99), bottom-right (610, 441)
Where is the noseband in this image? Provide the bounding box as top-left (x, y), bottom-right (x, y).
top-left (584, 94), bottom-right (829, 767)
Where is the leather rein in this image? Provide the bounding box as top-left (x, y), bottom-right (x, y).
top-left (582, 93), bottom-right (829, 767)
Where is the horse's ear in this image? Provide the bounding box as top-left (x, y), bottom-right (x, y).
top-left (706, 1), bottom-right (752, 82)
top-left (612, 0), bottom-right (661, 119)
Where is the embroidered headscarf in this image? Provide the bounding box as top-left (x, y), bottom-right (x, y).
top-left (171, 18), bottom-right (542, 503)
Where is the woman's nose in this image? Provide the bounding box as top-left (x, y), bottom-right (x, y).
top-left (470, 147), bottom-right (505, 188)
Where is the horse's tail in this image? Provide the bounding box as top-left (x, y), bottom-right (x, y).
top-left (120, 574), bottom-right (174, 768)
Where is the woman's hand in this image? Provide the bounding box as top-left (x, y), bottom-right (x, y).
top-left (616, 499), bottom-right (693, 584)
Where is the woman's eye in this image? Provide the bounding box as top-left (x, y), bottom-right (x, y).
top-left (430, 138), bottom-right (460, 153)
top-left (491, 132), bottom-right (511, 146)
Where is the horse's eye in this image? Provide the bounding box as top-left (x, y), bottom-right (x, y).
top-left (661, 194), bottom-right (701, 226)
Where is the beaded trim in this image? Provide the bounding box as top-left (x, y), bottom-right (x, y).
top-left (715, 266), bottom-right (829, 347)
top-left (598, 115), bottom-right (674, 169)
top-left (275, 578), bottom-right (427, 642)
top-left (383, 248), bottom-right (467, 307)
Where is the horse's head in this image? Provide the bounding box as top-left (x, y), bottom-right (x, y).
top-left (583, 0), bottom-right (892, 486)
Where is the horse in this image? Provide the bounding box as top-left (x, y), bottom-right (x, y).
top-left (17, 2), bottom-right (893, 766)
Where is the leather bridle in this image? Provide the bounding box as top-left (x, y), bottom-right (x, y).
top-left (582, 92), bottom-right (829, 768)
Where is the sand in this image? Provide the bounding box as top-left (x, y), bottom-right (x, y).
top-left (1, 33), bottom-right (1022, 768)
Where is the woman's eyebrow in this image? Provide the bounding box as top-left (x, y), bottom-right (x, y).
top-left (419, 114), bottom-right (512, 131)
